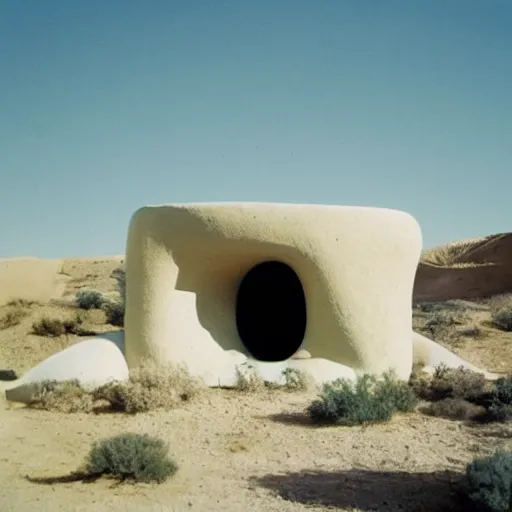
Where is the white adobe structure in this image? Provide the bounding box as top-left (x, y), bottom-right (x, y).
top-left (3, 202), bottom-right (497, 404)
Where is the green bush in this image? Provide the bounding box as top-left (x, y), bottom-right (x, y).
top-left (76, 290), bottom-right (104, 310)
top-left (492, 308), bottom-right (512, 332)
top-left (85, 433), bottom-right (178, 483)
top-left (102, 299), bottom-right (124, 327)
top-left (462, 451), bottom-right (512, 512)
top-left (493, 377), bottom-right (512, 406)
top-left (483, 377), bottom-right (512, 423)
top-left (307, 371), bottom-right (417, 426)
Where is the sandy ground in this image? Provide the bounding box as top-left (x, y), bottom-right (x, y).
top-left (0, 252), bottom-right (511, 511)
top-left (1, 390), bottom-right (511, 512)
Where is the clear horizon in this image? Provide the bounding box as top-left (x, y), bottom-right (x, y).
top-left (1, 1), bottom-right (511, 258)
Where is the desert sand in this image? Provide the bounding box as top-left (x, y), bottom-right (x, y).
top-left (0, 241), bottom-right (511, 511)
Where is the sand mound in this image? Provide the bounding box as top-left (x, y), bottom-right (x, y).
top-left (414, 233), bottom-right (512, 301)
top-left (0, 258), bottom-right (68, 306)
top-left (0, 255), bottom-right (125, 306)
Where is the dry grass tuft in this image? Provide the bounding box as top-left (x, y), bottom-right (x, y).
top-left (234, 366), bottom-right (316, 393)
top-left (6, 298), bottom-right (38, 308)
top-left (281, 368), bottom-right (316, 392)
top-left (32, 314), bottom-right (86, 337)
top-left (411, 364), bottom-right (487, 403)
top-left (26, 360), bottom-right (203, 414)
top-left (94, 360), bottom-right (203, 413)
top-left (421, 236), bottom-right (490, 267)
top-left (422, 397), bottom-right (486, 421)
top-left (0, 307), bottom-right (29, 330)
top-left (0, 297), bottom-right (37, 330)
top-left (412, 301), bottom-right (484, 348)
top-left (234, 364), bottom-right (266, 392)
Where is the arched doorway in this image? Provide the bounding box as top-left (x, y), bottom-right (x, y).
top-left (235, 261), bottom-right (307, 361)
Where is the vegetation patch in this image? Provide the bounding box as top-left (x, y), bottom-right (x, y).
top-left (234, 365), bottom-right (315, 393)
top-left (491, 307), bottom-right (512, 332)
top-left (411, 364), bottom-right (512, 424)
top-left (32, 314), bottom-right (89, 337)
top-left (0, 308), bottom-right (28, 330)
top-left (84, 433), bottom-right (178, 483)
top-left (410, 364), bottom-right (487, 402)
top-left (461, 450), bottom-right (512, 512)
top-left (422, 397), bottom-right (486, 421)
top-left (307, 371), bottom-right (417, 426)
top-left (76, 290), bottom-right (104, 310)
top-left (101, 299), bottom-right (124, 327)
top-left (28, 433), bottom-right (178, 485)
top-left (30, 379), bottom-right (94, 413)
top-left (27, 360), bottom-right (203, 414)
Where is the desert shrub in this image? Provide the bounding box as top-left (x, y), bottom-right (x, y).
top-left (234, 366), bottom-right (314, 392)
top-left (493, 377), bottom-right (512, 405)
top-left (308, 371), bottom-right (417, 426)
top-left (94, 361), bottom-right (202, 413)
top-left (32, 314), bottom-right (85, 337)
top-left (111, 267), bottom-right (126, 302)
top-left (482, 377), bottom-right (512, 423)
top-left (484, 402), bottom-right (512, 423)
top-left (234, 363), bottom-right (265, 392)
top-left (0, 307), bottom-right (28, 329)
top-left (462, 451), bottom-right (512, 512)
top-left (27, 362), bottom-right (202, 414)
top-left (30, 379), bottom-right (94, 413)
top-left (414, 364), bottom-right (487, 403)
top-left (426, 309), bottom-right (467, 328)
top-left (76, 290), bottom-right (104, 310)
top-left (423, 397), bottom-right (486, 421)
top-left (492, 308), bottom-right (512, 332)
top-left (84, 433), bottom-right (178, 483)
top-left (282, 368), bottom-right (315, 391)
top-left (102, 299), bottom-right (124, 327)
top-left (460, 322), bottom-right (484, 338)
top-left (6, 298), bottom-right (36, 308)
top-left (413, 305), bottom-right (471, 347)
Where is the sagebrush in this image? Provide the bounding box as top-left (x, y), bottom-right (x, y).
top-left (76, 290), bottom-right (104, 310)
top-left (462, 450), bottom-right (512, 512)
top-left (308, 371), bottom-right (417, 426)
top-left (84, 433), bottom-right (178, 483)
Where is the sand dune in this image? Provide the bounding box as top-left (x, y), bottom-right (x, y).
top-left (2, 231), bottom-right (512, 307)
top-left (414, 233), bottom-right (512, 301)
top-left (0, 257), bottom-right (68, 305)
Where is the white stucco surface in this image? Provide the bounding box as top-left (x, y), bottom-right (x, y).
top-left (124, 202), bottom-right (423, 380)
top-left (2, 202), bottom-right (498, 405)
top-left (412, 331), bottom-right (499, 379)
top-left (3, 337), bottom-right (129, 403)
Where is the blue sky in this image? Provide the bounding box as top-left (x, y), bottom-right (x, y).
top-left (0, 1), bottom-right (510, 258)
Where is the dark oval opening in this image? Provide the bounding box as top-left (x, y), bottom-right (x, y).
top-left (235, 261), bottom-right (307, 362)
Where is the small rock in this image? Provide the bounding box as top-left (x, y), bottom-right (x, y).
top-left (0, 369), bottom-right (17, 381)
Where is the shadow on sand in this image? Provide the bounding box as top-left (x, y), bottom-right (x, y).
top-left (25, 471), bottom-right (101, 485)
top-left (259, 412), bottom-right (316, 428)
top-left (251, 468), bottom-right (467, 511)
